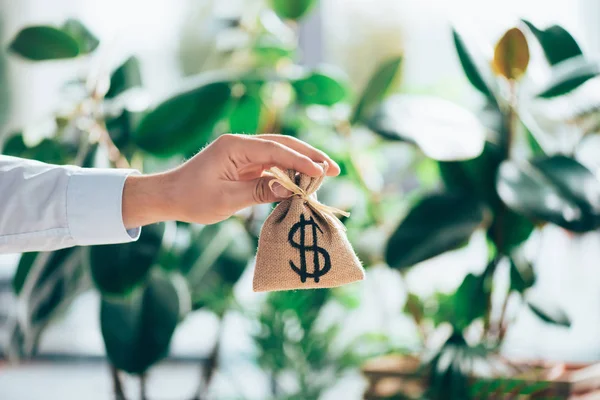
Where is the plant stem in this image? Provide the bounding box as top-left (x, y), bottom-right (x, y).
top-left (139, 373), bottom-right (147, 400)
top-left (110, 364), bottom-right (126, 400)
top-left (95, 121), bottom-right (130, 169)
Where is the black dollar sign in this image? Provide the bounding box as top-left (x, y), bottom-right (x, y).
top-left (288, 214), bottom-right (331, 283)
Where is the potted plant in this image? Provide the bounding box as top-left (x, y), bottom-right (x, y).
top-left (361, 21), bottom-right (600, 399)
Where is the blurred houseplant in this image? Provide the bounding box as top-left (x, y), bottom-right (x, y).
top-left (0, 1), bottom-right (411, 399)
top-left (362, 20), bottom-right (600, 399)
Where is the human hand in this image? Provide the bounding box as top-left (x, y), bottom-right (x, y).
top-left (122, 134), bottom-right (340, 228)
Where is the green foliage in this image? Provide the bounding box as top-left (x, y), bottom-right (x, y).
top-left (451, 273), bottom-right (490, 331)
top-left (292, 68), bottom-right (349, 106)
top-left (497, 155), bottom-right (600, 232)
top-left (385, 192), bottom-right (489, 270)
top-left (526, 299), bottom-right (571, 327)
top-left (521, 20), bottom-right (582, 65)
top-left (133, 79), bottom-right (232, 157)
top-left (106, 56), bottom-right (142, 99)
top-left (270, 0), bottom-right (317, 20)
top-left (2, 133), bottom-right (74, 164)
top-left (351, 56), bottom-right (402, 124)
top-left (60, 19), bottom-right (100, 55)
top-left (229, 93), bottom-right (262, 134)
top-left (90, 223), bottom-right (165, 296)
top-left (180, 220), bottom-right (252, 315)
top-left (8, 20), bottom-right (98, 61)
top-left (452, 29), bottom-right (494, 100)
top-left (509, 255), bottom-right (535, 294)
top-left (8, 248), bottom-right (87, 355)
top-left (537, 67), bottom-right (599, 98)
top-left (426, 333), bottom-right (475, 400)
top-left (100, 271), bottom-right (187, 374)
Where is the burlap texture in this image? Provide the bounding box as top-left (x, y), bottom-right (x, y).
top-left (253, 168), bottom-right (365, 292)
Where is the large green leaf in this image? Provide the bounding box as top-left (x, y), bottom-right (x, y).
top-left (90, 223), bottom-right (165, 296)
top-left (452, 273), bottom-right (489, 330)
top-left (229, 93), bottom-right (262, 134)
top-left (367, 95), bottom-right (485, 160)
top-left (452, 28), bottom-right (494, 99)
top-left (536, 61), bottom-right (600, 98)
top-left (526, 297), bottom-right (570, 327)
top-left (9, 26), bottom-right (80, 61)
top-left (100, 272), bottom-right (186, 374)
top-left (292, 68), bottom-right (349, 106)
top-left (496, 155), bottom-right (600, 232)
top-left (521, 20), bottom-right (582, 65)
top-left (61, 19), bottom-right (99, 54)
top-left (181, 220), bottom-right (252, 314)
top-left (106, 56), bottom-right (142, 99)
top-left (385, 192), bottom-right (489, 270)
top-left (133, 79), bottom-right (232, 157)
top-left (10, 248), bottom-right (87, 356)
top-left (427, 332), bottom-right (475, 400)
top-left (270, 0), bottom-right (317, 20)
top-left (509, 254), bottom-right (535, 294)
top-left (350, 56), bottom-right (402, 124)
top-left (2, 133), bottom-right (74, 164)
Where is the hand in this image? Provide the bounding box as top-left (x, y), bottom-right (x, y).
top-left (122, 134), bottom-right (340, 228)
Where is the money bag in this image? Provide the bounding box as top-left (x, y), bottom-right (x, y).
top-left (253, 163), bottom-right (365, 292)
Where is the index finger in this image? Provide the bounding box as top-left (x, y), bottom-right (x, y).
top-left (227, 135), bottom-right (324, 177)
top-left (255, 134), bottom-right (341, 176)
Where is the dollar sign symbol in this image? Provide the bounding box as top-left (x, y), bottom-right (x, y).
top-left (288, 214), bottom-right (331, 283)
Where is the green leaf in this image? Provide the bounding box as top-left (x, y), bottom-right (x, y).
top-left (10, 248), bottom-right (87, 356)
top-left (526, 298), bottom-right (571, 327)
top-left (350, 56), bottom-right (402, 124)
top-left (229, 93), bottom-right (262, 134)
top-left (536, 65), bottom-right (599, 98)
top-left (2, 134), bottom-right (74, 164)
top-left (270, 0), bottom-right (317, 20)
top-left (452, 28), bottom-right (494, 99)
top-left (9, 26), bottom-right (80, 61)
top-left (385, 192), bottom-right (489, 270)
top-left (494, 209), bottom-right (535, 253)
top-left (90, 223), bottom-right (165, 296)
top-left (61, 19), bottom-right (99, 54)
top-left (452, 273), bottom-right (489, 330)
top-left (509, 255), bottom-right (535, 294)
top-left (253, 35), bottom-right (294, 64)
top-left (521, 20), bottom-right (582, 65)
top-left (367, 95), bottom-right (485, 161)
top-left (427, 332), bottom-right (473, 400)
top-left (496, 155), bottom-right (600, 232)
top-left (292, 68), bottom-right (349, 106)
top-left (100, 271), bottom-right (185, 374)
top-left (181, 220), bottom-right (252, 314)
top-left (133, 79), bottom-right (232, 157)
top-left (106, 56), bottom-right (142, 99)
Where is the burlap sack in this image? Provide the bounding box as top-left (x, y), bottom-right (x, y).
top-left (253, 164), bottom-right (365, 292)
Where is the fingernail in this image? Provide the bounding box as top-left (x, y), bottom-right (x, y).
top-left (271, 182), bottom-right (292, 198)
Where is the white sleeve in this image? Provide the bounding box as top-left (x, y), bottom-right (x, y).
top-left (0, 155), bottom-right (141, 254)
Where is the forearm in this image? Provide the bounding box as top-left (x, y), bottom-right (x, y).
top-left (122, 173), bottom-right (175, 229)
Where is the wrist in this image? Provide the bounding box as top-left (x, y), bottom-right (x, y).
top-left (122, 173), bottom-right (173, 229)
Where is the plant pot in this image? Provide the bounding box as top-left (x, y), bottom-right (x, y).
top-left (362, 354), bottom-right (600, 399)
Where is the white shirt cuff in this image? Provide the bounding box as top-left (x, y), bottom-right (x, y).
top-left (66, 168), bottom-right (141, 246)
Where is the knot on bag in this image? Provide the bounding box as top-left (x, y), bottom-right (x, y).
top-left (267, 162), bottom-right (350, 231)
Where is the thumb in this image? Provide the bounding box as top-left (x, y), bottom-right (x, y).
top-left (239, 176), bottom-right (293, 207)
